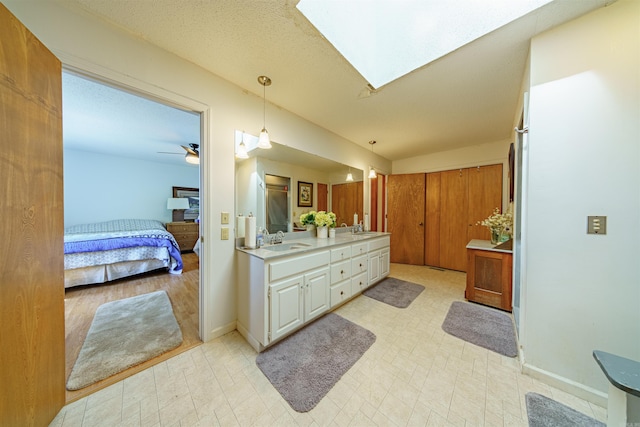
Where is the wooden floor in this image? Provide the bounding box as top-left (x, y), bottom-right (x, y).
top-left (64, 252), bottom-right (201, 403)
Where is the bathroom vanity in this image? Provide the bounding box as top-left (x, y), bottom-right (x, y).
top-left (236, 231), bottom-right (390, 352)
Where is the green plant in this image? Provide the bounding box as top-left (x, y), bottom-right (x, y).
top-left (313, 211), bottom-right (336, 228)
top-left (299, 211), bottom-right (316, 225)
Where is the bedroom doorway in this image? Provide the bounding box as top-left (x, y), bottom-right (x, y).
top-left (62, 70), bottom-right (203, 401)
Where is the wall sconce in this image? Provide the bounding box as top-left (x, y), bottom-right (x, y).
top-left (257, 75), bottom-right (272, 149)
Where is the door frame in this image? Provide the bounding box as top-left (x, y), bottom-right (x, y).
top-left (58, 53), bottom-right (210, 341)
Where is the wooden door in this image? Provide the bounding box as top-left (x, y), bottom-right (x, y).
top-left (331, 182), bottom-right (362, 227)
top-left (317, 183), bottom-right (328, 211)
top-left (439, 169), bottom-right (468, 271)
top-left (467, 164), bottom-right (503, 242)
top-left (0, 4), bottom-right (65, 425)
top-left (387, 174), bottom-right (425, 265)
top-left (425, 172), bottom-right (441, 266)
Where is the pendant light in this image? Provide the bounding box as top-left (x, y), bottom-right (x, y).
top-left (346, 167), bottom-right (354, 182)
top-left (368, 140), bottom-right (377, 179)
top-left (257, 75), bottom-right (272, 149)
top-left (236, 131), bottom-right (249, 159)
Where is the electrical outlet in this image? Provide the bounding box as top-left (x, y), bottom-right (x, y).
top-left (587, 216), bottom-right (607, 235)
top-left (221, 212), bottom-right (229, 224)
top-left (221, 227), bottom-right (229, 240)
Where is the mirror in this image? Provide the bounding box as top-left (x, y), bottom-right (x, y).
top-left (235, 132), bottom-right (364, 234)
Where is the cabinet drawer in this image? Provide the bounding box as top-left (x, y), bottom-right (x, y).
top-left (269, 250), bottom-right (330, 282)
top-left (167, 222), bottom-right (198, 233)
top-left (330, 260), bottom-right (351, 284)
top-left (351, 254), bottom-right (367, 275)
top-left (351, 272), bottom-right (368, 294)
top-left (330, 245), bottom-right (352, 262)
top-left (368, 236), bottom-right (390, 251)
top-left (330, 280), bottom-right (351, 308)
top-left (352, 242), bottom-right (368, 257)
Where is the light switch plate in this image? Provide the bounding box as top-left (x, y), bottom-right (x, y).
top-left (221, 212), bottom-right (229, 224)
top-left (587, 216), bottom-right (606, 235)
top-left (221, 227), bottom-right (229, 240)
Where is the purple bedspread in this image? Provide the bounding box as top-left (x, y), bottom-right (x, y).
top-left (63, 219), bottom-right (183, 272)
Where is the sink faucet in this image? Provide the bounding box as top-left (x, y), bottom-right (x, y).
top-left (341, 223), bottom-right (348, 228)
top-left (351, 223), bottom-right (363, 234)
top-left (274, 230), bottom-right (285, 244)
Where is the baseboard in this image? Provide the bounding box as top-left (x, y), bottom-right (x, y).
top-left (206, 321), bottom-right (236, 342)
top-left (236, 322), bottom-right (262, 352)
top-left (522, 362), bottom-right (608, 408)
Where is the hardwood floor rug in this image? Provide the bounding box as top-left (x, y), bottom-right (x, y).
top-left (66, 290), bottom-right (183, 390)
top-left (442, 301), bottom-right (517, 357)
top-left (526, 392), bottom-right (604, 426)
top-left (363, 277), bottom-right (425, 308)
top-left (256, 312), bottom-right (376, 412)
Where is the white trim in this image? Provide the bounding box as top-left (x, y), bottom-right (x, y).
top-left (522, 362), bottom-right (608, 407)
top-left (210, 321), bottom-right (238, 341)
top-left (57, 49), bottom-right (211, 342)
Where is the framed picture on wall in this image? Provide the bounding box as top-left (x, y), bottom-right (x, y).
top-left (298, 181), bottom-right (313, 207)
top-left (173, 186), bottom-right (199, 221)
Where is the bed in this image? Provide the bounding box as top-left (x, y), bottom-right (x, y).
top-left (63, 219), bottom-right (183, 288)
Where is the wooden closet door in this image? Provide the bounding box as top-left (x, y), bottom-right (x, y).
top-left (0, 4), bottom-right (65, 425)
top-left (467, 165), bottom-right (503, 242)
top-left (331, 182), bottom-right (362, 226)
top-left (439, 169), bottom-right (468, 271)
top-left (388, 174), bottom-right (425, 265)
top-left (425, 172), bottom-right (441, 266)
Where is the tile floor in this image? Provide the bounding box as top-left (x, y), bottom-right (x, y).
top-left (49, 263), bottom-right (607, 426)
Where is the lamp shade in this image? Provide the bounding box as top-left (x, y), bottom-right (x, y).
top-left (368, 167), bottom-right (377, 179)
top-left (167, 197), bottom-right (190, 210)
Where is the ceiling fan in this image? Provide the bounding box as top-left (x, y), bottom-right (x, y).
top-left (158, 143), bottom-right (200, 164)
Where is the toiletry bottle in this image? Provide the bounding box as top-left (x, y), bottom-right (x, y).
top-left (257, 227), bottom-right (263, 248)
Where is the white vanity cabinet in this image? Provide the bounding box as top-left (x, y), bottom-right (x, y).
top-left (236, 232), bottom-right (391, 352)
top-left (368, 236), bottom-right (391, 286)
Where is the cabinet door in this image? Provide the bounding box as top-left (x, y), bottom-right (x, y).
top-left (368, 250), bottom-right (381, 285)
top-left (466, 249), bottom-right (513, 311)
top-left (305, 267), bottom-right (330, 322)
top-left (388, 173), bottom-right (425, 264)
top-left (380, 248), bottom-right (390, 278)
top-left (270, 276), bottom-right (304, 342)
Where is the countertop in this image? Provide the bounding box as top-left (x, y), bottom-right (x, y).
top-left (236, 230), bottom-right (390, 260)
top-left (466, 239), bottom-right (513, 254)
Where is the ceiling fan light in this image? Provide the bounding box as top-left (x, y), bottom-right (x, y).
top-left (368, 167), bottom-right (377, 179)
top-left (258, 128), bottom-right (272, 149)
top-left (185, 153), bottom-right (200, 164)
top-left (236, 141), bottom-right (249, 159)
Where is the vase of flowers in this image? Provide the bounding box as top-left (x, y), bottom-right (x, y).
top-left (313, 211), bottom-right (336, 239)
top-left (299, 211), bottom-right (316, 232)
top-left (478, 206), bottom-right (513, 245)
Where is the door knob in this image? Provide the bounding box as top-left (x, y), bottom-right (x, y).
top-left (419, 222), bottom-right (424, 226)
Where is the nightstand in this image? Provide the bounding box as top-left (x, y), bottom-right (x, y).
top-left (166, 221), bottom-right (199, 252)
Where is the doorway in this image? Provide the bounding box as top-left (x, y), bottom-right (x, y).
top-left (62, 70), bottom-right (203, 401)
top-left (266, 174), bottom-right (290, 233)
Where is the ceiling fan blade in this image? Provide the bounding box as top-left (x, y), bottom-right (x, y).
top-left (157, 151), bottom-right (183, 155)
top-left (181, 145), bottom-right (198, 156)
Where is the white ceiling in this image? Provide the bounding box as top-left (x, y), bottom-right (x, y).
top-left (61, 0), bottom-right (612, 162)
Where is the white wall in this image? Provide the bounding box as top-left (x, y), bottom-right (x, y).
top-left (523, 0), bottom-right (640, 401)
top-left (4, 0), bottom-right (390, 342)
top-left (64, 149), bottom-right (199, 226)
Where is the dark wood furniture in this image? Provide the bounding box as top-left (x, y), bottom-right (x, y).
top-left (166, 221), bottom-right (199, 252)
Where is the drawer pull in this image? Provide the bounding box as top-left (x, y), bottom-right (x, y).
top-left (340, 291), bottom-right (344, 296)
top-left (340, 270), bottom-right (344, 275)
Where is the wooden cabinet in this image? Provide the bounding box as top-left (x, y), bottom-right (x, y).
top-left (166, 221), bottom-right (199, 252)
top-left (465, 240), bottom-right (513, 311)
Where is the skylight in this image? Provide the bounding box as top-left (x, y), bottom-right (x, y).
top-left (297, 0), bottom-right (553, 89)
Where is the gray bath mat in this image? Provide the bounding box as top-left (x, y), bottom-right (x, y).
top-left (67, 290), bottom-right (183, 390)
top-left (526, 392), bottom-right (604, 427)
top-left (442, 301), bottom-right (517, 357)
top-left (256, 312), bottom-right (375, 412)
top-left (363, 277), bottom-right (425, 308)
